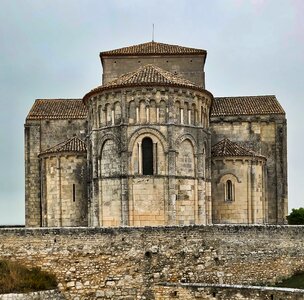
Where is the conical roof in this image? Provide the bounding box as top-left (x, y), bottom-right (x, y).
top-left (100, 41), bottom-right (206, 57)
top-left (83, 64), bottom-right (206, 102)
top-left (102, 64), bottom-right (198, 89)
top-left (40, 136), bottom-right (87, 156)
top-left (211, 138), bottom-right (265, 159)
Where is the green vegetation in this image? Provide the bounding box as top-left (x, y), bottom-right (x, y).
top-left (287, 208), bottom-right (304, 225)
top-left (275, 272), bottom-right (304, 289)
top-left (0, 260), bottom-right (57, 294)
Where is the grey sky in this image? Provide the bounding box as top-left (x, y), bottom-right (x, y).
top-left (0, 0), bottom-right (303, 225)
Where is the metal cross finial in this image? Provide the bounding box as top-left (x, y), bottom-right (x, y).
top-left (152, 23), bottom-right (154, 42)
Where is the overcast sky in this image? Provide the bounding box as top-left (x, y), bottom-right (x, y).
top-left (0, 0), bottom-right (303, 225)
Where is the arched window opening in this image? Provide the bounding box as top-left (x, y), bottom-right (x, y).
top-left (226, 180), bottom-right (233, 201)
top-left (142, 137), bottom-right (153, 175)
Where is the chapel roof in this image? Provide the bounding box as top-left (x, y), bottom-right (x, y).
top-left (100, 41), bottom-right (206, 57)
top-left (26, 99), bottom-right (87, 120)
top-left (39, 136), bottom-right (87, 156)
top-left (84, 64), bottom-right (206, 101)
top-left (211, 95), bottom-right (285, 117)
top-left (211, 138), bottom-right (265, 159)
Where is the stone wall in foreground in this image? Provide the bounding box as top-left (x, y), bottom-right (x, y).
top-left (1, 225), bottom-right (304, 299)
top-left (155, 283), bottom-right (304, 300)
top-left (0, 290), bottom-right (65, 300)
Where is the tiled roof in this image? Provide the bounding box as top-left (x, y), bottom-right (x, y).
top-left (100, 41), bottom-right (206, 56)
top-left (26, 99), bottom-right (87, 120)
top-left (84, 64), bottom-right (203, 100)
top-left (40, 137), bottom-right (87, 156)
top-left (212, 138), bottom-right (265, 159)
top-left (211, 95), bottom-right (285, 117)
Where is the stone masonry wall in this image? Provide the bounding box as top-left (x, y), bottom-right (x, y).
top-left (24, 119), bottom-right (87, 227)
top-left (212, 158), bottom-right (266, 224)
top-left (210, 115), bottom-right (288, 224)
top-left (154, 283), bottom-right (304, 300)
top-left (1, 226), bottom-right (304, 299)
top-left (102, 55), bottom-right (206, 88)
top-left (0, 290), bottom-right (65, 300)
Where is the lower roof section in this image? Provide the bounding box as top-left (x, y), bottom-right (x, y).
top-left (26, 95), bottom-right (285, 121)
top-left (211, 95), bottom-right (285, 117)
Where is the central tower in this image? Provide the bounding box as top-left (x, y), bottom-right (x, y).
top-left (83, 42), bottom-right (213, 227)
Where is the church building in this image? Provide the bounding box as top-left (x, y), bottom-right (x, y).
top-left (24, 41), bottom-right (288, 227)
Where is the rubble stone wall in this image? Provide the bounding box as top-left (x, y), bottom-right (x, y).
top-left (154, 283), bottom-right (304, 300)
top-left (0, 290), bottom-right (65, 300)
top-left (1, 225), bottom-right (304, 299)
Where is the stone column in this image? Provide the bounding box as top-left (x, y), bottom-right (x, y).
top-left (197, 150), bottom-right (206, 224)
top-left (136, 107), bottom-right (139, 123)
top-left (111, 110), bottom-right (115, 126)
top-left (40, 157), bottom-right (46, 227)
top-left (56, 156), bottom-right (62, 227)
top-left (153, 142), bottom-right (158, 175)
top-left (251, 161), bottom-right (256, 224)
top-left (180, 108), bottom-right (184, 124)
top-left (247, 163), bottom-right (252, 224)
top-left (91, 131), bottom-right (99, 226)
top-left (167, 149), bottom-right (177, 225)
top-left (138, 141), bottom-right (142, 175)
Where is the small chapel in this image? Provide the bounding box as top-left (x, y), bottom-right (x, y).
top-left (24, 41), bottom-right (288, 227)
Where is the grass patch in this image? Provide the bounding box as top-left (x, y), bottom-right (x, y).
top-left (275, 272), bottom-right (304, 289)
top-left (0, 260), bottom-right (57, 294)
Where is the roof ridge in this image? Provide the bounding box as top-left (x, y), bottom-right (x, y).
top-left (211, 95), bottom-right (285, 117)
top-left (26, 99), bottom-right (87, 120)
top-left (214, 94), bottom-right (276, 99)
top-left (39, 136), bottom-right (87, 156)
top-left (100, 41), bottom-right (206, 57)
top-left (212, 138), bottom-right (265, 159)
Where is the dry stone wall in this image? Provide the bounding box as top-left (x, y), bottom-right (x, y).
top-left (0, 290), bottom-right (65, 300)
top-left (154, 283), bottom-right (304, 300)
top-left (1, 225), bottom-right (304, 299)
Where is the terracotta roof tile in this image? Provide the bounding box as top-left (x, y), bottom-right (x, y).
top-left (40, 137), bottom-right (87, 156)
top-left (26, 99), bottom-right (87, 120)
top-left (212, 138), bottom-right (265, 159)
top-left (211, 95), bottom-right (285, 117)
top-left (84, 64), bottom-right (201, 100)
top-left (100, 41), bottom-right (206, 56)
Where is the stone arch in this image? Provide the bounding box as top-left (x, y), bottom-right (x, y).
top-left (149, 99), bottom-right (157, 123)
top-left (105, 103), bottom-right (111, 126)
top-left (99, 138), bottom-right (120, 177)
top-left (98, 133), bottom-right (120, 158)
top-left (128, 127), bottom-right (168, 153)
top-left (175, 133), bottom-right (197, 152)
top-left (128, 100), bottom-right (136, 124)
top-left (98, 105), bottom-right (104, 127)
top-left (217, 173), bottom-right (241, 203)
top-left (139, 100), bottom-right (146, 123)
top-left (217, 173), bottom-right (241, 184)
top-left (114, 101), bottom-right (121, 125)
top-left (176, 138), bottom-right (195, 176)
top-left (128, 128), bottom-right (167, 175)
top-left (159, 100), bottom-right (166, 123)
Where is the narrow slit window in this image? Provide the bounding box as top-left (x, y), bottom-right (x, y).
top-left (226, 180), bottom-right (233, 201)
top-left (142, 137), bottom-right (153, 175)
top-left (72, 184), bottom-right (76, 202)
